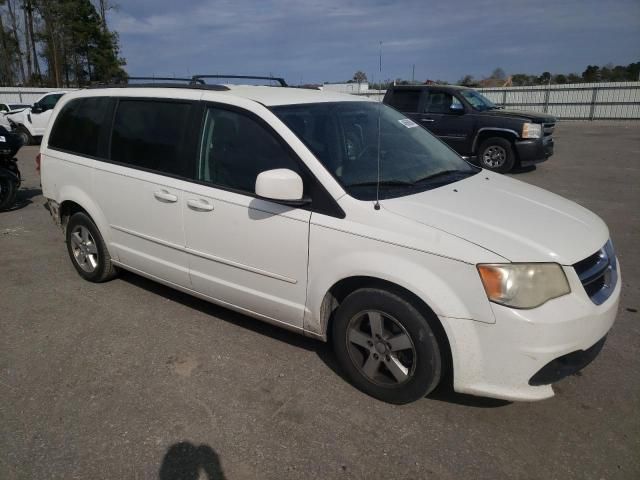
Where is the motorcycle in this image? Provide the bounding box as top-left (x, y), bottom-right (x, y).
top-left (0, 126), bottom-right (22, 211)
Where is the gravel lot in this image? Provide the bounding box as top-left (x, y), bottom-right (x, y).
top-left (1, 121), bottom-right (639, 480)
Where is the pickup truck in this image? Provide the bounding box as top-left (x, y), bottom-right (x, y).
top-left (6, 91), bottom-right (67, 145)
top-left (383, 85), bottom-right (555, 173)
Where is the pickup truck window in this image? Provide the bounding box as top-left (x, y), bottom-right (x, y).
top-left (386, 90), bottom-right (421, 113)
top-left (272, 102), bottom-right (477, 201)
top-left (460, 89), bottom-right (498, 111)
top-left (424, 92), bottom-right (462, 114)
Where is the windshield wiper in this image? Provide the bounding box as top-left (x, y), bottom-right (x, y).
top-left (412, 169), bottom-right (474, 184)
top-left (347, 180), bottom-right (415, 188)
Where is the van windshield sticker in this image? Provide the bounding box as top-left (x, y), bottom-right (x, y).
top-left (398, 118), bottom-right (418, 128)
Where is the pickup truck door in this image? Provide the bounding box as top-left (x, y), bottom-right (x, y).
top-left (31, 93), bottom-right (64, 136)
top-left (418, 90), bottom-right (474, 156)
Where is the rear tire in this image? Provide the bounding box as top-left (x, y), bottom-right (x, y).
top-left (66, 212), bottom-right (117, 282)
top-left (332, 288), bottom-right (442, 404)
top-left (0, 176), bottom-right (17, 211)
top-left (478, 137), bottom-right (515, 173)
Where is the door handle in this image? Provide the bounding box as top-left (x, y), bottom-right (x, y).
top-left (187, 199), bottom-right (214, 211)
top-left (420, 118), bottom-right (435, 123)
top-left (153, 189), bottom-right (178, 203)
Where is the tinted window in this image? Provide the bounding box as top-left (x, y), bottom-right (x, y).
top-left (273, 102), bottom-right (477, 200)
top-left (111, 100), bottom-right (192, 176)
top-left (49, 97), bottom-right (112, 156)
top-left (40, 94), bottom-right (63, 109)
top-left (387, 90), bottom-right (421, 112)
top-left (198, 107), bottom-right (300, 193)
top-left (424, 92), bottom-right (459, 114)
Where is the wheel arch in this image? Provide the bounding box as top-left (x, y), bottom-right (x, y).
top-left (472, 128), bottom-right (519, 154)
top-left (57, 186), bottom-right (116, 259)
top-left (318, 275), bottom-right (454, 384)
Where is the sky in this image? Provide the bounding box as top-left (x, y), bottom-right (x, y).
top-left (108, 0), bottom-right (640, 85)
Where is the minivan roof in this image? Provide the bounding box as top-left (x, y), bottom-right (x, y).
top-left (77, 84), bottom-right (373, 107)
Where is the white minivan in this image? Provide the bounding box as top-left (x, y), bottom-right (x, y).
top-left (40, 80), bottom-right (620, 404)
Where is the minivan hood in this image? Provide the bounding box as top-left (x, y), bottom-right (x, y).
top-left (382, 172), bottom-right (608, 265)
top-left (483, 109), bottom-right (555, 123)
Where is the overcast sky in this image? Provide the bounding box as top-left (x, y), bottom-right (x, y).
top-left (109, 0), bottom-right (640, 84)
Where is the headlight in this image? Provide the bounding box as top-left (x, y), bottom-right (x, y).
top-left (477, 263), bottom-right (570, 309)
top-left (521, 122), bottom-right (542, 139)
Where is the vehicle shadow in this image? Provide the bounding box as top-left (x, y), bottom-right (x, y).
top-left (4, 186), bottom-right (42, 212)
top-left (510, 165), bottom-right (537, 174)
top-left (159, 441), bottom-right (226, 480)
top-left (120, 271), bottom-right (510, 409)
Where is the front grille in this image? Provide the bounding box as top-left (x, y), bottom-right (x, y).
top-left (543, 123), bottom-right (555, 136)
top-left (573, 240), bottom-right (617, 305)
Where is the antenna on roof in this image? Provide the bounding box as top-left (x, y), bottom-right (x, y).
top-left (374, 41), bottom-right (383, 211)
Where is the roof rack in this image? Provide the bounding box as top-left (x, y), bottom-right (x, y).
top-left (125, 76), bottom-right (205, 85)
top-left (87, 76), bottom-right (229, 91)
top-left (192, 74), bottom-right (288, 87)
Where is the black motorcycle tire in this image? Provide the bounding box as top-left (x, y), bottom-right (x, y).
top-left (0, 176), bottom-right (18, 211)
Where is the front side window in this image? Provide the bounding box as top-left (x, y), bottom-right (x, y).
top-left (424, 91), bottom-right (462, 114)
top-left (39, 94), bottom-right (64, 110)
top-left (49, 97), bottom-right (112, 156)
top-left (460, 89), bottom-right (498, 111)
top-left (110, 100), bottom-right (191, 176)
top-left (272, 102), bottom-right (478, 200)
top-left (197, 107), bottom-right (300, 193)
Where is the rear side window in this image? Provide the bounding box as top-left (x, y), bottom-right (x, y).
top-left (110, 100), bottom-right (192, 176)
top-left (49, 97), bottom-right (112, 156)
top-left (387, 90), bottom-right (421, 112)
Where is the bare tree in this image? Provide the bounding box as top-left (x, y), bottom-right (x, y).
top-left (6, 0), bottom-right (26, 83)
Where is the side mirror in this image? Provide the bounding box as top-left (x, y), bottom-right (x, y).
top-left (31, 104), bottom-right (43, 114)
top-left (450, 103), bottom-right (464, 114)
top-left (255, 168), bottom-right (307, 205)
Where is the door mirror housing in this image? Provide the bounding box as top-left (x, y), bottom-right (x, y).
top-left (255, 169), bottom-right (308, 205)
top-left (31, 103), bottom-right (43, 114)
top-left (450, 103), bottom-right (465, 114)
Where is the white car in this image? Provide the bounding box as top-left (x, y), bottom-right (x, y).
top-left (39, 81), bottom-right (620, 404)
top-left (6, 91), bottom-right (67, 145)
top-left (0, 102), bottom-right (30, 130)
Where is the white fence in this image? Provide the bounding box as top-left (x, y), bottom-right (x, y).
top-left (477, 81), bottom-right (640, 120)
top-left (0, 87), bottom-right (71, 105)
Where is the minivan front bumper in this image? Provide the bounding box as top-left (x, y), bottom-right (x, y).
top-left (444, 260), bottom-right (620, 401)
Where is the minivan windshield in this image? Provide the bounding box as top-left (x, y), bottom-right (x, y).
top-left (272, 102), bottom-right (478, 200)
top-left (459, 89), bottom-right (499, 111)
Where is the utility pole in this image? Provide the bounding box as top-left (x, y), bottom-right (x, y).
top-left (412, 64), bottom-right (415, 83)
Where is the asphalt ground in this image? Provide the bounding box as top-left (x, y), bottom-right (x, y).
top-left (1, 121), bottom-right (639, 480)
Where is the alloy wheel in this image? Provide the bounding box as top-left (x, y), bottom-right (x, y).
top-left (69, 225), bottom-right (99, 273)
top-left (482, 145), bottom-right (507, 168)
top-left (345, 310), bottom-right (417, 386)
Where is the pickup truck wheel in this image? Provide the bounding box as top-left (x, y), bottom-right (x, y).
top-left (332, 288), bottom-right (442, 404)
top-left (16, 127), bottom-right (33, 146)
top-left (478, 137), bottom-right (515, 173)
top-left (66, 212), bottom-right (117, 282)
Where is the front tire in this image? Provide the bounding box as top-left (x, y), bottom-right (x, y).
top-left (478, 137), bottom-right (515, 173)
top-left (66, 212), bottom-right (117, 282)
top-left (332, 288), bottom-right (442, 404)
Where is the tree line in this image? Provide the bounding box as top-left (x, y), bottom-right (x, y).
top-left (459, 62), bottom-right (640, 87)
top-left (0, 0), bottom-right (126, 87)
